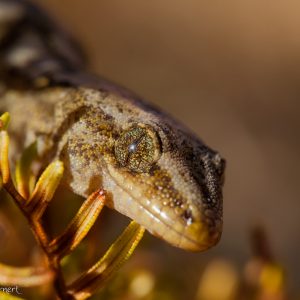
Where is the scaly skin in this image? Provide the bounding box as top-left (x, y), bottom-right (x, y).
top-left (0, 0), bottom-right (225, 251)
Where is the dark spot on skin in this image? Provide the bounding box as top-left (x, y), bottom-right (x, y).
top-left (148, 164), bottom-right (160, 176)
top-left (76, 142), bottom-right (84, 148)
top-left (111, 131), bottom-right (119, 139)
top-left (85, 119), bottom-right (93, 127)
top-left (103, 114), bottom-right (113, 121)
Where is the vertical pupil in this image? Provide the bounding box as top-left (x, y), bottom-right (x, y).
top-left (128, 142), bottom-right (137, 153)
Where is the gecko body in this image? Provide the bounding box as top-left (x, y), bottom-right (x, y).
top-left (0, 0), bottom-right (225, 251)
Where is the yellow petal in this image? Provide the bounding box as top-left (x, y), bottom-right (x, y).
top-left (26, 161), bottom-right (64, 219)
top-left (15, 142), bottom-right (37, 199)
top-left (49, 189), bottom-right (106, 258)
top-left (0, 131), bottom-right (10, 184)
top-left (0, 112), bottom-right (10, 130)
top-left (69, 221), bottom-right (145, 300)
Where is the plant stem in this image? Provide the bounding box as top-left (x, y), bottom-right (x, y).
top-left (3, 180), bottom-right (71, 299)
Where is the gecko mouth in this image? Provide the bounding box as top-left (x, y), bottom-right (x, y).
top-left (123, 186), bottom-right (217, 251)
top-left (106, 168), bottom-right (219, 251)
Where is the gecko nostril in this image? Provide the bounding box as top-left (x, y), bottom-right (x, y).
top-left (181, 209), bottom-right (193, 225)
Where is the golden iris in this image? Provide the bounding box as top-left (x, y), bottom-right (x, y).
top-left (114, 125), bottom-right (161, 173)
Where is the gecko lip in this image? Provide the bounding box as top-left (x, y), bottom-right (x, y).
top-left (107, 169), bottom-right (221, 251)
top-left (133, 198), bottom-right (222, 251)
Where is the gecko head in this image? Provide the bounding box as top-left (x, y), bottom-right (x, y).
top-left (106, 118), bottom-right (225, 252)
top-left (54, 88), bottom-right (224, 252)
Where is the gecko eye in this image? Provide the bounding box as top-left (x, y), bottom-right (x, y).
top-left (114, 124), bottom-right (161, 173)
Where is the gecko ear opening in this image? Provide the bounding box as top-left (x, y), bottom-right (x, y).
top-left (114, 124), bottom-right (161, 173)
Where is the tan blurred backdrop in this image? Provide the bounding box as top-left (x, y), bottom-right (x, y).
top-left (34, 0), bottom-right (300, 294)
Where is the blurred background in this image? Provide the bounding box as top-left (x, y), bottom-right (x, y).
top-left (1, 0), bottom-right (300, 299)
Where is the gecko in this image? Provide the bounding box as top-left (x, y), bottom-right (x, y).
top-left (0, 0), bottom-right (225, 252)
